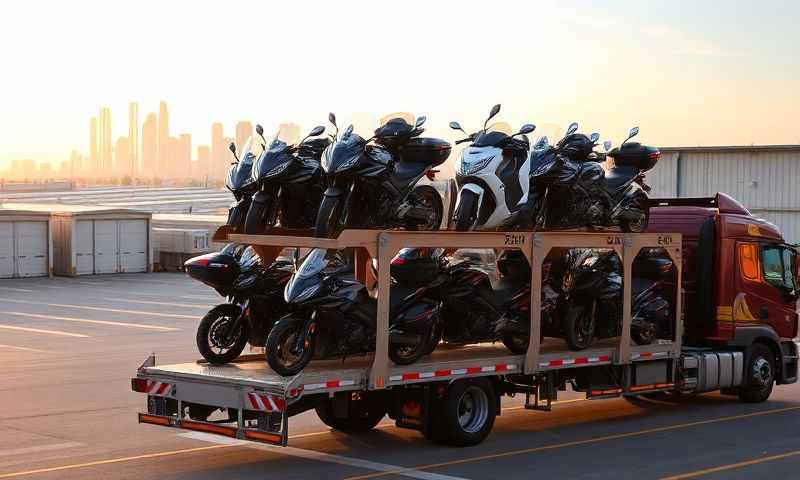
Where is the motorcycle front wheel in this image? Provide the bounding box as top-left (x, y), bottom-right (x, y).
top-left (452, 189), bottom-right (478, 231)
top-left (564, 300), bottom-right (597, 351)
top-left (314, 195), bottom-right (345, 238)
top-left (196, 304), bottom-right (249, 364)
top-left (266, 317), bottom-right (315, 376)
top-left (243, 195), bottom-right (278, 235)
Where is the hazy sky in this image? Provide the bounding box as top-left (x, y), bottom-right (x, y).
top-left (1, 0), bottom-right (799, 167)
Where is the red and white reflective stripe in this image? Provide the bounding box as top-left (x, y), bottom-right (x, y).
top-left (631, 351), bottom-right (668, 361)
top-left (539, 355), bottom-right (610, 368)
top-left (246, 392), bottom-right (286, 412)
top-left (389, 363), bottom-right (517, 383)
top-left (302, 379), bottom-right (357, 391)
top-left (147, 380), bottom-right (172, 396)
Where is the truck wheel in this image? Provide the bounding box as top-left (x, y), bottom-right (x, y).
top-left (315, 393), bottom-right (386, 432)
top-left (738, 343), bottom-right (775, 403)
top-left (433, 378), bottom-right (496, 446)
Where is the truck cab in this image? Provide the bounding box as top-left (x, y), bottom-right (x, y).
top-left (649, 192), bottom-right (799, 386)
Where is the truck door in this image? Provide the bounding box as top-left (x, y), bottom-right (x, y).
top-left (737, 242), bottom-right (799, 339)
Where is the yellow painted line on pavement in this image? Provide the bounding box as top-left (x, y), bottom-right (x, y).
top-left (661, 449), bottom-right (800, 479)
top-left (0, 324), bottom-right (88, 338)
top-left (0, 444), bottom-right (230, 478)
top-left (343, 405), bottom-right (800, 480)
top-left (1, 312), bottom-right (179, 331)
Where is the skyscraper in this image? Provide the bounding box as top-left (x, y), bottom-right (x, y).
top-left (142, 113), bottom-right (158, 178)
top-left (210, 122), bottom-right (224, 182)
top-left (178, 134), bottom-right (192, 181)
top-left (157, 101), bottom-right (169, 177)
top-left (128, 102), bottom-right (139, 177)
top-left (99, 106), bottom-right (112, 175)
top-left (89, 117), bottom-right (99, 173)
top-left (115, 137), bottom-right (130, 177)
top-left (235, 121), bottom-right (253, 152)
top-left (195, 145), bottom-right (210, 183)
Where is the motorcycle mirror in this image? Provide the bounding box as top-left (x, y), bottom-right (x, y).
top-left (566, 122), bottom-right (579, 136)
top-left (622, 126), bottom-right (640, 146)
top-left (255, 124), bottom-right (263, 136)
top-left (590, 132), bottom-right (600, 143)
top-left (449, 121), bottom-right (465, 133)
top-left (308, 125), bottom-right (325, 138)
top-left (517, 124), bottom-right (536, 136)
top-left (228, 142), bottom-right (239, 162)
top-left (603, 140), bottom-right (612, 152)
top-left (484, 104), bottom-right (501, 129)
top-left (328, 112), bottom-right (337, 126)
top-left (415, 116), bottom-right (426, 127)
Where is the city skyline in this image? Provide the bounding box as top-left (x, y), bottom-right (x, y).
top-left (0, 100), bottom-right (253, 182)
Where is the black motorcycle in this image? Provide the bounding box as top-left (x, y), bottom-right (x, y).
top-left (390, 248), bottom-right (539, 355)
top-left (265, 249), bottom-right (442, 376)
top-left (314, 112), bottom-right (449, 238)
top-left (185, 244), bottom-right (293, 364)
top-left (243, 124), bottom-right (330, 234)
top-left (529, 125), bottom-right (660, 232)
top-left (224, 139), bottom-right (259, 232)
top-left (560, 248), bottom-right (674, 350)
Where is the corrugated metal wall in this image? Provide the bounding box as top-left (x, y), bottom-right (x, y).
top-left (647, 147), bottom-right (800, 243)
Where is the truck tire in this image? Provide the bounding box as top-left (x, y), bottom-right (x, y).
top-left (738, 343), bottom-right (775, 403)
top-left (315, 393), bottom-right (386, 432)
top-left (433, 378), bottom-right (496, 446)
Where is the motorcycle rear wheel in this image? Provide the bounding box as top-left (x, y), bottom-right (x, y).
top-left (408, 185), bottom-right (444, 230)
top-left (502, 332), bottom-right (530, 355)
top-left (620, 210), bottom-right (649, 233)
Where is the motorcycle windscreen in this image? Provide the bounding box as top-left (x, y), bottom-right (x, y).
top-left (473, 122), bottom-right (513, 147)
top-left (227, 136), bottom-right (256, 190)
top-left (284, 248), bottom-right (329, 303)
top-left (322, 133), bottom-right (366, 173)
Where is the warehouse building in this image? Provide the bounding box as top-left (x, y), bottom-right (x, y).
top-left (647, 145), bottom-right (800, 243)
top-left (0, 207), bottom-right (53, 278)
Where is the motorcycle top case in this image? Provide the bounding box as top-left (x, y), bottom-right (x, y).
top-left (185, 251), bottom-right (241, 289)
top-left (608, 142), bottom-right (660, 171)
top-left (400, 138), bottom-right (452, 167)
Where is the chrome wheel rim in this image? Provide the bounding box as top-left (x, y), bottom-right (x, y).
top-left (751, 357), bottom-right (772, 389)
top-left (457, 386), bottom-right (489, 433)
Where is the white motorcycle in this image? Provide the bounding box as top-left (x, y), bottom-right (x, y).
top-left (449, 104), bottom-right (536, 231)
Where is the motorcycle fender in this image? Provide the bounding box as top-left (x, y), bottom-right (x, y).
top-left (322, 186), bottom-right (346, 198)
top-left (455, 183), bottom-right (485, 217)
top-left (251, 189), bottom-right (276, 206)
top-left (396, 301), bottom-right (441, 333)
top-left (227, 197), bottom-right (252, 225)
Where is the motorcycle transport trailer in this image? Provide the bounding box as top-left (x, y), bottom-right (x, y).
top-left (133, 203), bottom-right (799, 446)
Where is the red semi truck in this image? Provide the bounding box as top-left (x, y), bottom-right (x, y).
top-left (133, 192), bottom-right (798, 446)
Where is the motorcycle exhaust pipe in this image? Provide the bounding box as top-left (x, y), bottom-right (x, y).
top-left (389, 331), bottom-right (422, 346)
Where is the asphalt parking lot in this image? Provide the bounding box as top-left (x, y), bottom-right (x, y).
top-left (1, 272), bottom-right (799, 479)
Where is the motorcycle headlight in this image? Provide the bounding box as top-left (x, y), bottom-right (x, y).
top-left (265, 161), bottom-right (290, 178)
top-left (460, 155), bottom-right (494, 175)
top-left (285, 282), bottom-right (321, 303)
top-left (336, 155), bottom-right (360, 172)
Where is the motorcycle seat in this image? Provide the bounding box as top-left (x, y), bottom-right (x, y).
top-left (391, 161), bottom-right (429, 185)
top-left (603, 165), bottom-right (638, 193)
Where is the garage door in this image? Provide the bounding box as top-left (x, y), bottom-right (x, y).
top-left (93, 220), bottom-right (119, 274)
top-left (119, 220), bottom-right (148, 273)
top-left (0, 222), bottom-right (13, 278)
top-left (15, 221), bottom-right (49, 277)
top-left (75, 220), bottom-right (94, 275)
